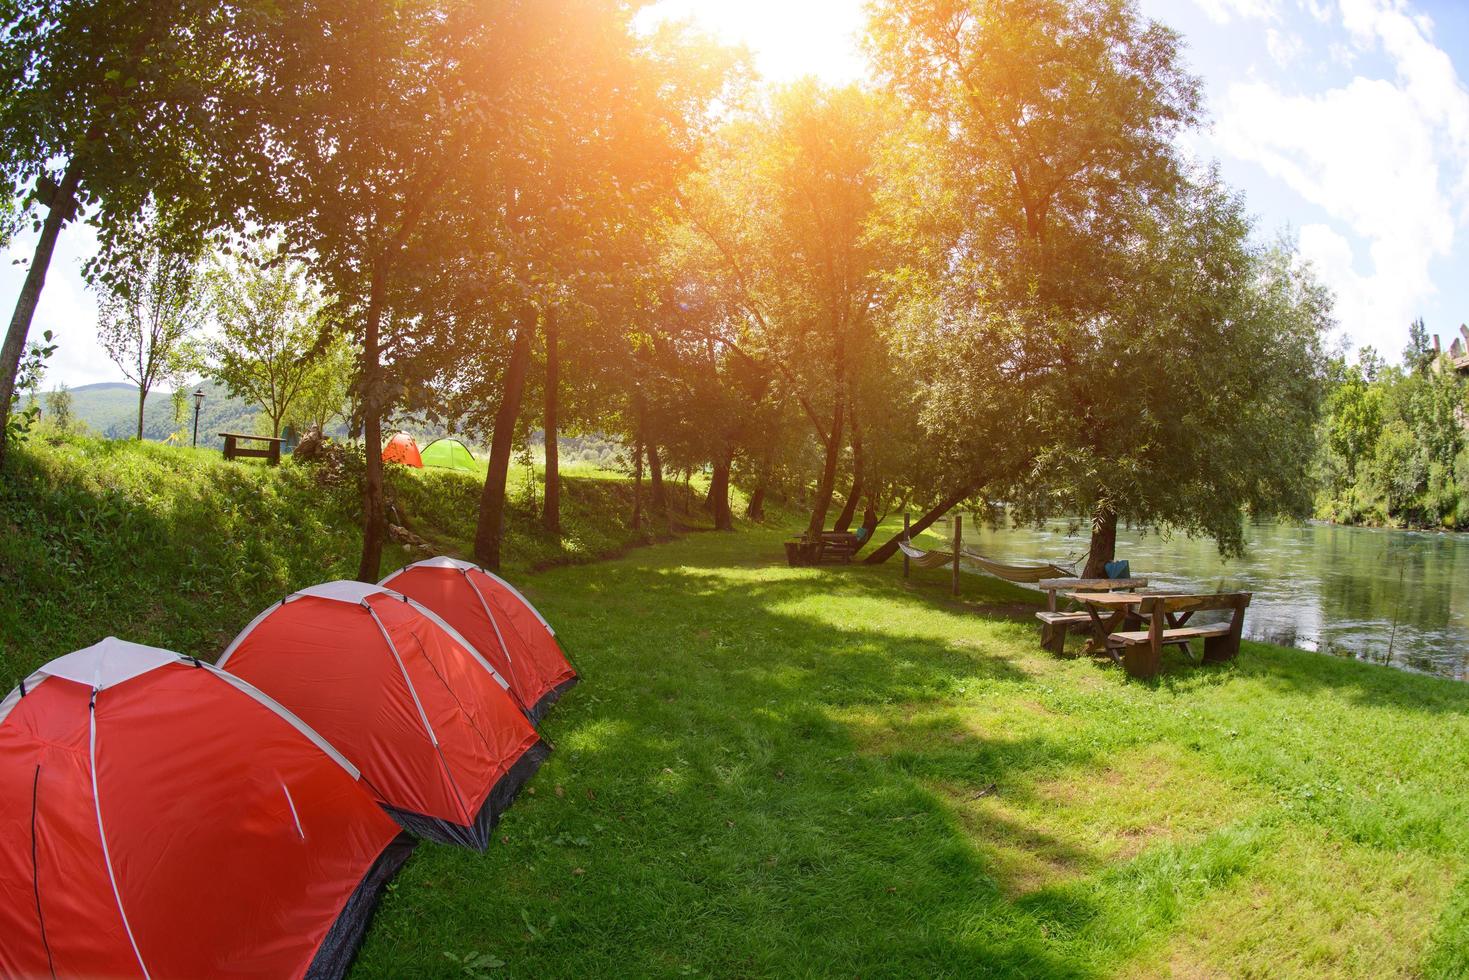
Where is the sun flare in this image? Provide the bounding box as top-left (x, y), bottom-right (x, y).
top-left (642, 0), bottom-right (870, 83)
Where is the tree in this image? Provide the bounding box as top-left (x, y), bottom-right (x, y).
top-left (1404, 317), bottom-right (1435, 375)
top-left (0, 0), bottom-right (273, 468)
top-left (207, 246), bottom-right (325, 438)
top-left (95, 232), bottom-right (208, 439)
top-left (867, 0), bottom-right (1270, 568)
top-left (288, 333), bottom-right (355, 435)
top-left (1004, 189), bottom-right (1333, 574)
top-left (680, 82), bottom-right (903, 536)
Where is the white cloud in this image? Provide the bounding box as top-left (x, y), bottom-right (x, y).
top-left (1212, 0), bottom-right (1469, 351)
top-left (1192, 0), bottom-right (1283, 23)
top-left (0, 223), bottom-right (116, 389)
top-left (1266, 28), bottom-right (1305, 67)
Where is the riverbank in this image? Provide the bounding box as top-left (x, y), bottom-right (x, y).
top-left (958, 516), bottom-right (1469, 681)
top-left (4, 436), bottom-right (1468, 976)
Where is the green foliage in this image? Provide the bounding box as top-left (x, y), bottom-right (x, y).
top-left (3, 329), bottom-right (56, 453)
top-left (94, 227), bottom-right (210, 439)
top-left (47, 380), bottom-right (260, 446)
top-left (206, 243), bottom-right (328, 438)
top-left (1316, 340), bottom-right (1469, 529)
top-left (0, 433), bottom-right (720, 686)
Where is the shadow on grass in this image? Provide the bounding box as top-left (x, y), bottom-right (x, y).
top-left (353, 543), bottom-right (1270, 978)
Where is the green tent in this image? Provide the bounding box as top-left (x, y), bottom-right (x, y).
top-left (421, 437), bottom-right (478, 472)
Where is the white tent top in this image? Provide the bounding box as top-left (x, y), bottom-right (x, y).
top-left (34, 637), bottom-right (179, 690)
top-left (293, 580), bottom-right (395, 604)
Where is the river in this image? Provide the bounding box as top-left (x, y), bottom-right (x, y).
top-left (939, 517), bottom-right (1469, 681)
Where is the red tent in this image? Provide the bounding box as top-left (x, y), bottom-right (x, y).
top-left (382, 557), bottom-right (578, 724)
top-left (0, 638), bottom-right (411, 980)
top-left (382, 432), bottom-right (423, 467)
top-left (219, 581), bottom-right (547, 849)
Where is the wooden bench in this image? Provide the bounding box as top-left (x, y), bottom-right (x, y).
top-left (783, 532), bottom-right (860, 566)
top-left (1035, 611), bottom-right (1095, 655)
top-left (220, 432), bottom-right (284, 466)
top-left (816, 531), bottom-right (859, 564)
top-left (1106, 593), bottom-right (1251, 679)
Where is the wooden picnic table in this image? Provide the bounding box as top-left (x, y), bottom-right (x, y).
top-left (1066, 590), bottom-right (1253, 678)
top-left (1064, 591), bottom-right (1150, 660)
top-left (1033, 578), bottom-right (1148, 655)
top-left (1037, 577), bottom-right (1148, 611)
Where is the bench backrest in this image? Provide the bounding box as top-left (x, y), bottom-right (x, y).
top-left (1138, 593), bottom-right (1251, 615)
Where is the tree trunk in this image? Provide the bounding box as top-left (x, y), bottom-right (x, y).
top-left (853, 496), bottom-right (880, 556)
top-left (746, 484), bottom-right (767, 521)
top-left (1082, 505), bottom-right (1118, 579)
top-left (542, 308), bottom-right (560, 536)
top-left (0, 159), bottom-right (83, 469)
top-left (864, 481), bottom-right (982, 564)
top-left (136, 386), bottom-right (147, 440)
top-left (473, 317), bottom-right (534, 571)
top-left (630, 439), bottom-right (643, 530)
top-left (746, 451), bottom-right (773, 520)
top-left (648, 442), bottom-right (666, 512)
top-left (355, 266), bottom-right (390, 583)
top-left (806, 397), bottom-right (845, 536)
top-left (709, 452), bottom-right (732, 531)
top-left (833, 406), bottom-right (864, 532)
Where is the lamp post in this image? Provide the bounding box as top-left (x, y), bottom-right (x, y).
top-left (192, 388), bottom-right (204, 448)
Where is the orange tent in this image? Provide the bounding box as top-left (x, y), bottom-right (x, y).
top-left (382, 432), bottom-right (423, 467)
top-left (219, 581), bottom-right (547, 849)
top-left (0, 638), bottom-right (411, 979)
top-left (382, 558), bottom-right (578, 724)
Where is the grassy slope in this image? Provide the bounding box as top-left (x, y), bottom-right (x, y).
top-left (5, 436), bottom-right (1469, 977)
top-left (0, 436), bottom-right (708, 682)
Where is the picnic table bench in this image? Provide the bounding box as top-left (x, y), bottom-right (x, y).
top-left (220, 432), bottom-right (284, 466)
top-left (1107, 592), bottom-right (1252, 678)
top-left (1061, 591), bottom-right (1252, 678)
top-left (1034, 577), bottom-right (1148, 655)
top-left (783, 531), bottom-right (861, 566)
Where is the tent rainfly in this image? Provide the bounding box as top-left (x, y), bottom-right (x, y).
top-left (0, 638), bottom-right (412, 980)
top-left (381, 557), bottom-right (578, 724)
top-left (219, 581), bottom-right (548, 849)
top-left (382, 432), bottom-right (423, 468)
top-left (420, 438), bottom-right (478, 472)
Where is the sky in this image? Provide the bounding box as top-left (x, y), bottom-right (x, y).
top-left (9, 0), bottom-right (1469, 389)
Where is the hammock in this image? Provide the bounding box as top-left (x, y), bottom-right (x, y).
top-left (898, 540), bottom-right (1076, 584)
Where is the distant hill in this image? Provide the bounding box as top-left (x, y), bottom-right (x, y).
top-left (49, 381), bottom-right (259, 448)
top-left (39, 381), bottom-right (626, 465)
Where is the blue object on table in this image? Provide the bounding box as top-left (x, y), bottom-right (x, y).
top-left (855, 526), bottom-right (869, 543)
top-left (1104, 559), bottom-right (1131, 580)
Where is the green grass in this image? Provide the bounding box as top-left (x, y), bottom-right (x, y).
top-left (353, 526), bottom-right (1469, 979)
top-left (0, 435), bottom-right (712, 683)
top-left (5, 435), bottom-right (1469, 977)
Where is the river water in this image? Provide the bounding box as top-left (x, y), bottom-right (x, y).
top-left (939, 517), bottom-right (1469, 681)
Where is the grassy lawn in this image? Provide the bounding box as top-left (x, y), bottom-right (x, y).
top-left (353, 521), bottom-right (1469, 978)
top-left (6, 437), bottom-right (1469, 977)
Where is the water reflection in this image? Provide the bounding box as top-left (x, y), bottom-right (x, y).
top-left (946, 517), bottom-right (1469, 681)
